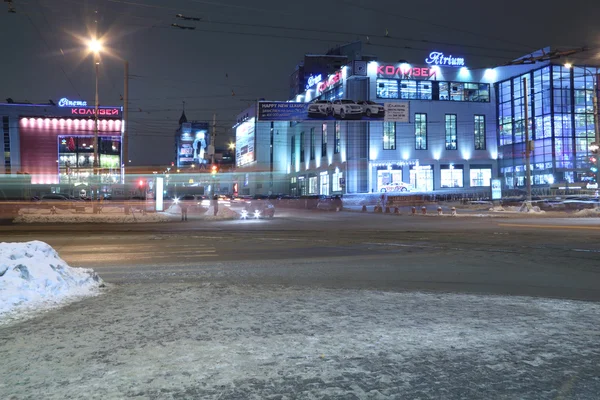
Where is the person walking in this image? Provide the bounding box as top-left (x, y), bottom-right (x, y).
top-left (180, 196), bottom-right (189, 221)
top-left (213, 194), bottom-right (219, 216)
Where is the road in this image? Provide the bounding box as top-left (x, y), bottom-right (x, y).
top-left (3, 209), bottom-right (600, 300)
top-left (1, 209), bottom-right (600, 399)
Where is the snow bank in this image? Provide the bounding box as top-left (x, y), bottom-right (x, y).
top-left (0, 241), bottom-right (104, 321)
top-left (203, 206), bottom-right (239, 220)
top-left (489, 205), bottom-right (545, 213)
top-left (14, 211), bottom-right (171, 224)
top-left (572, 208), bottom-right (600, 217)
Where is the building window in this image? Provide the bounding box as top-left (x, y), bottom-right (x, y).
top-left (332, 169), bottom-right (343, 192)
top-left (3, 116), bottom-right (10, 174)
top-left (308, 176), bottom-right (318, 194)
top-left (470, 168), bottom-right (492, 187)
top-left (415, 113), bottom-right (427, 150)
top-left (310, 127), bottom-right (315, 160)
top-left (376, 79), bottom-right (398, 99)
top-left (290, 135), bottom-right (295, 168)
top-left (410, 165), bottom-right (433, 192)
top-left (474, 115), bottom-right (486, 150)
top-left (300, 131), bottom-right (305, 162)
top-left (334, 122), bottom-right (341, 154)
top-left (440, 164), bottom-right (464, 188)
top-left (445, 114), bottom-right (457, 150)
top-left (319, 172), bottom-right (329, 195)
top-left (321, 123), bottom-right (327, 157)
top-left (383, 122), bottom-right (396, 150)
top-left (439, 82), bottom-right (489, 102)
top-left (399, 80), bottom-right (433, 100)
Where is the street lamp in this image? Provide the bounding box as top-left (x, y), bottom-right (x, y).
top-left (88, 38), bottom-right (103, 178)
top-left (228, 142), bottom-right (235, 150)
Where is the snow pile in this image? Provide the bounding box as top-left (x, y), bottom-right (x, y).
top-left (203, 206), bottom-right (239, 220)
top-left (14, 212), bottom-right (171, 224)
top-left (572, 208), bottom-right (600, 217)
top-left (0, 241), bottom-right (104, 321)
top-left (489, 205), bottom-right (545, 213)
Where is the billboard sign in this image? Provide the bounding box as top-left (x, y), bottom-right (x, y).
top-left (491, 179), bottom-right (502, 200)
top-left (258, 101), bottom-right (408, 122)
top-left (178, 122), bottom-right (209, 166)
top-left (236, 117), bottom-right (256, 167)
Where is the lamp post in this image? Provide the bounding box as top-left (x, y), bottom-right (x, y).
top-left (88, 39), bottom-right (102, 177)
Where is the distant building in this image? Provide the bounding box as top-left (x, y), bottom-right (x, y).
top-left (0, 98), bottom-right (123, 186)
top-left (233, 44), bottom-right (599, 196)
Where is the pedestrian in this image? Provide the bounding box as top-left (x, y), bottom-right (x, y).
top-left (180, 197), bottom-right (189, 221)
top-left (333, 195), bottom-right (342, 212)
top-left (213, 194), bottom-right (219, 216)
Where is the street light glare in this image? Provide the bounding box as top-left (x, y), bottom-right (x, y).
top-left (88, 39), bottom-right (102, 54)
top-left (564, 62), bottom-right (572, 69)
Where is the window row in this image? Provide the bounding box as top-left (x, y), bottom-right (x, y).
top-left (291, 122), bottom-right (341, 165)
top-left (377, 79), bottom-right (490, 102)
top-left (382, 115), bottom-right (486, 151)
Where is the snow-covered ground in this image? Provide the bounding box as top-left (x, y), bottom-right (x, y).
top-left (0, 241), bottom-right (104, 323)
top-left (166, 204), bottom-right (240, 220)
top-left (489, 205), bottom-right (545, 213)
top-left (1, 284), bottom-right (599, 399)
top-left (14, 207), bottom-right (172, 223)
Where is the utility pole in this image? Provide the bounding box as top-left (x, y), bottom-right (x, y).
top-left (210, 113), bottom-right (217, 165)
top-left (523, 77), bottom-right (532, 204)
top-left (123, 61), bottom-right (129, 181)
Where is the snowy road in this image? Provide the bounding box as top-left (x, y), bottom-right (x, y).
top-left (1, 284), bottom-right (599, 399)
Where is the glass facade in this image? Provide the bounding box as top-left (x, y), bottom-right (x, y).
top-left (497, 65), bottom-right (599, 187)
top-left (378, 79), bottom-right (489, 102)
top-left (58, 135), bottom-right (121, 184)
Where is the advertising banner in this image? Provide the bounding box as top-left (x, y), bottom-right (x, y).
top-left (236, 118), bottom-right (256, 167)
top-left (258, 101), bottom-right (409, 122)
top-left (491, 179), bottom-right (502, 200)
top-left (178, 123), bottom-right (208, 166)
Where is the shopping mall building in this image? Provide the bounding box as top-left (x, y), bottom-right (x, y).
top-left (0, 98), bottom-right (123, 186)
top-left (233, 44), bottom-right (599, 195)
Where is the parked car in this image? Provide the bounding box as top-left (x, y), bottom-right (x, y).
top-left (307, 100), bottom-right (332, 116)
top-left (331, 100), bottom-right (363, 119)
top-left (380, 182), bottom-right (412, 193)
top-left (356, 100), bottom-right (384, 117)
top-left (316, 195), bottom-right (343, 211)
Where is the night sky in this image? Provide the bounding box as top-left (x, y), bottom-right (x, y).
top-left (2, 0), bottom-right (599, 166)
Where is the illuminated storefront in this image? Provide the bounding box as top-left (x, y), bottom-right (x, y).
top-left (1, 99), bottom-right (123, 185)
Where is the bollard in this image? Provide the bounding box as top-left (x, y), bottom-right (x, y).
top-left (394, 207), bottom-right (400, 214)
top-left (374, 206), bottom-right (381, 213)
top-left (421, 206), bottom-right (427, 215)
top-left (361, 205), bottom-right (367, 213)
top-left (385, 206), bottom-right (390, 214)
top-left (451, 207), bottom-right (457, 216)
top-left (411, 206), bottom-right (416, 215)
top-left (437, 206), bottom-right (443, 215)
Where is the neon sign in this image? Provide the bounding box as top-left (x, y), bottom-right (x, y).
top-left (58, 97), bottom-right (87, 107)
top-left (316, 71), bottom-right (342, 95)
top-left (71, 108), bottom-right (120, 116)
top-left (425, 52), bottom-right (465, 67)
top-left (305, 74), bottom-right (323, 91)
top-left (377, 65), bottom-right (437, 79)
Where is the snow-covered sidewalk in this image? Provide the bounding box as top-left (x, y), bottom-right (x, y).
top-left (0, 241), bottom-right (104, 322)
top-left (14, 207), bottom-right (173, 223)
top-left (1, 283), bottom-right (598, 399)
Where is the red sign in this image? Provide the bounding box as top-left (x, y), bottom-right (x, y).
top-left (316, 71), bottom-right (342, 95)
top-left (70, 108), bottom-right (120, 116)
top-left (377, 65), bottom-right (436, 79)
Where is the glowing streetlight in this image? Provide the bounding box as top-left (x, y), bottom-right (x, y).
top-left (228, 142), bottom-right (235, 150)
top-left (88, 38), bottom-right (103, 54)
top-left (564, 62), bottom-right (572, 69)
